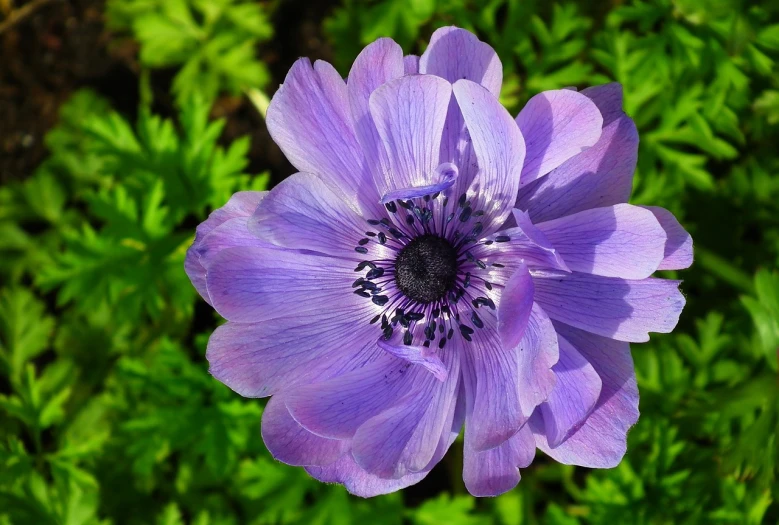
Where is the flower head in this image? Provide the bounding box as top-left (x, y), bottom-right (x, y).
top-left (185, 27), bottom-right (692, 497)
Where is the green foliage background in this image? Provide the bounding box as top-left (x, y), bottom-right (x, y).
top-left (1, 0), bottom-right (778, 523)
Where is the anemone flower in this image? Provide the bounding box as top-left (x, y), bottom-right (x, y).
top-left (185, 26), bottom-right (692, 497)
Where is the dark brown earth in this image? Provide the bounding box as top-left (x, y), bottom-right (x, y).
top-left (0, 0), bottom-right (338, 186)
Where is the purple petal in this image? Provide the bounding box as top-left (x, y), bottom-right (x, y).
top-left (539, 336), bottom-right (601, 447)
top-left (419, 26), bottom-right (502, 96)
top-left (286, 355), bottom-right (426, 439)
top-left (380, 162), bottom-right (458, 204)
top-left (194, 217), bottom-right (267, 269)
top-left (347, 38), bottom-right (405, 197)
top-left (532, 323), bottom-right (638, 467)
top-left (377, 338), bottom-right (448, 381)
top-left (517, 113), bottom-right (638, 223)
top-left (352, 351), bottom-right (460, 477)
top-left (206, 316), bottom-right (379, 398)
top-left (642, 206), bottom-right (693, 271)
top-left (517, 303), bottom-right (559, 417)
top-left (404, 55), bottom-right (420, 75)
top-left (581, 83), bottom-right (624, 126)
top-left (497, 263), bottom-right (534, 351)
top-left (267, 58), bottom-right (379, 215)
top-left (185, 191), bottom-right (266, 304)
top-left (536, 204), bottom-right (667, 279)
top-left (249, 173), bottom-right (385, 261)
top-left (463, 423), bottom-right (535, 497)
top-left (516, 90), bottom-right (603, 186)
top-left (461, 312), bottom-right (524, 451)
top-left (472, 211), bottom-right (569, 279)
top-left (306, 453), bottom-right (428, 498)
top-left (533, 272), bottom-right (686, 343)
top-left (262, 395), bottom-right (349, 466)
top-left (205, 245), bottom-right (365, 323)
top-left (453, 79), bottom-right (526, 235)
top-left (369, 75), bottom-right (452, 196)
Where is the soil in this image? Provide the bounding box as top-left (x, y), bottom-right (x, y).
top-left (0, 0), bottom-right (338, 187)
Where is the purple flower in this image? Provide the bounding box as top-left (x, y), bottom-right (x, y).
top-left (185, 27), bottom-right (693, 497)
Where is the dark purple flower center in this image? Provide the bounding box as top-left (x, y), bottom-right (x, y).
top-left (395, 234), bottom-right (459, 304)
top-left (351, 191), bottom-right (507, 348)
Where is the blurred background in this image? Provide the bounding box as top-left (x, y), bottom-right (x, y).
top-left (1, 0), bottom-right (777, 523)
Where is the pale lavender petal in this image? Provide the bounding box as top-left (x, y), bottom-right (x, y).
top-left (420, 26), bottom-right (502, 96)
top-left (533, 272), bottom-right (686, 343)
top-left (207, 316), bottom-right (379, 398)
top-left (472, 211), bottom-right (569, 279)
top-left (267, 58), bottom-right (379, 215)
top-left (352, 351), bottom-right (460, 477)
top-left (497, 263), bottom-right (534, 350)
top-left (517, 114), bottom-right (638, 223)
top-left (377, 338), bottom-right (448, 381)
top-left (368, 75), bottom-right (452, 195)
top-left (194, 217), bottom-right (266, 269)
top-left (532, 323), bottom-right (638, 468)
top-left (205, 245), bottom-right (364, 323)
top-left (517, 303), bottom-right (559, 418)
top-left (286, 355), bottom-right (425, 439)
top-left (262, 395), bottom-right (349, 466)
top-left (536, 204), bottom-right (667, 279)
top-left (516, 90), bottom-right (603, 186)
top-left (306, 453), bottom-right (428, 498)
top-left (185, 191), bottom-right (266, 304)
top-left (463, 423), bottom-right (535, 497)
top-left (642, 206), bottom-right (693, 271)
top-left (380, 162), bottom-right (458, 204)
top-left (404, 55), bottom-right (419, 75)
top-left (461, 311), bottom-right (524, 451)
top-left (348, 38), bottom-right (404, 195)
top-left (249, 173), bottom-right (386, 261)
top-left (581, 83), bottom-right (624, 126)
top-left (453, 79), bottom-right (526, 235)
top-left (539, 336), bottom-right (601, 447)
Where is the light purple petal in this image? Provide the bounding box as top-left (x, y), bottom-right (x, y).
top-left (419, 26), bottom-right (502, 96)
top-left (377, 338), bottom-right (448, 381)
top-left (497, 263), bottom-right (534, 351)
top-left (463, 423), bottom-right (535, 497)
top-left (581, 83), bottom-right (624, 126)
top-left (536, 204), bottom-right (667, 279)
top-left (532, 323), bottom-right (638, 468)
top-left (205, 245), bottom-right (364, 323)
top-left (266, 58), bottom-right (379, 215)
top-left (194, 217), bottom-right (267, 269)
top-left (348, 38), bottom-right (405, 198)
top-left (472, 211), bottom-right (569, 278)
top-left (532, 272), bottom-right (686, 343)
top-left (517, 113), bottom-right (638, 223)
top-left (306, 453), bottom-right (428, 498)
top-left (206, 316), bottom-right (379, 398)
top-left (249, 173), bottom-right (387, 261)
top-left (185, 191), bottom-right (266, 304)
top-left (368, 75), bottom-right (452, 196)
top-left (286, 355), bottom-right (425, 439)
top-left (404, 55), bottom-right (420, 75)
top-left (453, 79), bottom-right (526, 235)
top-left (262, 395), bottom-right (349, 466)
top-left (352, 351), bottom-right (460, 477)
top-left (642, 206), bottom-right (694, 271)
top-left (517, 303), bottom-right (559, 418)
top-left (380, 162), bottom-right (458, 204)
top-left (516, 90), bottom-right (603, 186)
top-left (461, 311), bottom-right (524, 451)
top-left (539, 336), bottom-right (601, 447)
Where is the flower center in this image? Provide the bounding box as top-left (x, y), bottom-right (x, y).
top-left (395, 234), bottom-right (458, 304)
